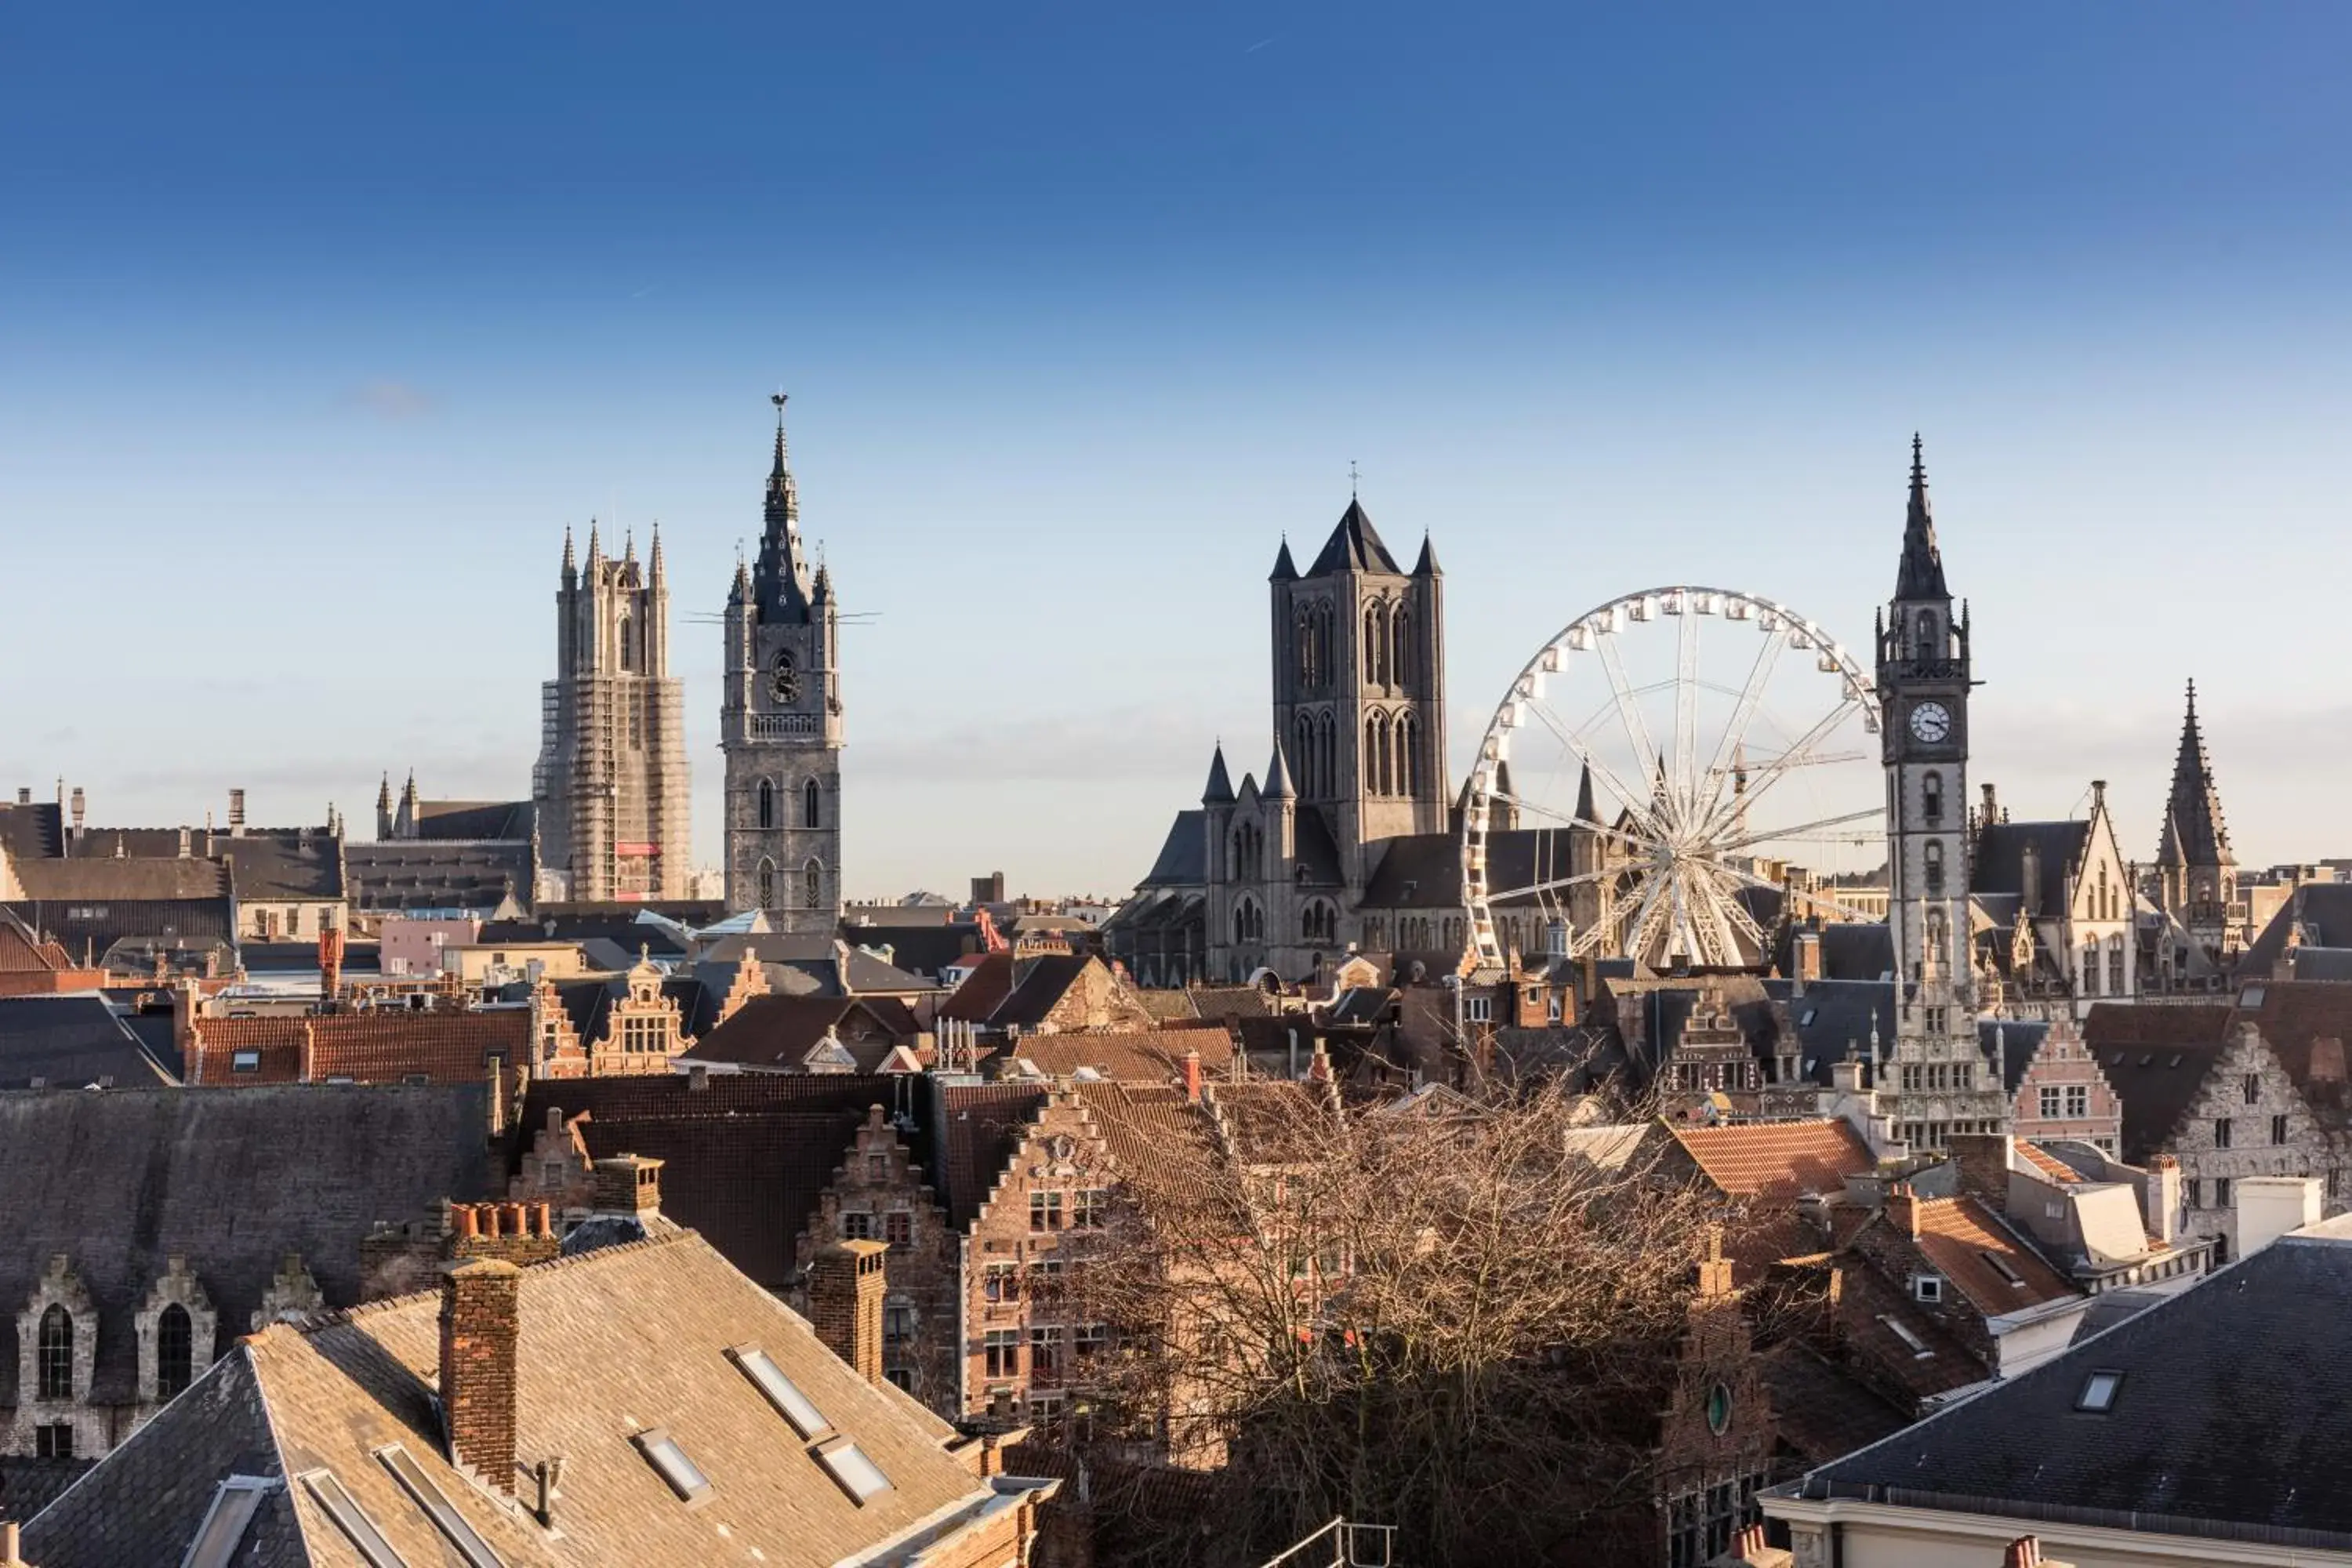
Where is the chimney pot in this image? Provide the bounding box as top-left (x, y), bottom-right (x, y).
top-left (438, 1258), bottom-right (522, 1494)
top-left (592, 1154), bottom-right (663, 1218)
top-left (229, 787), bottom-right (246, 834)
top-left (1183, 1047), bottom-right (1203, 1102)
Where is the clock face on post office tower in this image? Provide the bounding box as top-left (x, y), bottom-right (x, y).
top-left (770, 650), bottom-right (800, 704)
top-left (1907, 700), bottom-right (1952, 745)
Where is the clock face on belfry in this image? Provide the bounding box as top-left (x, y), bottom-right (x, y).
top-left (1908, 701), bottom-right (1952, 744)
top-left (770, 650), bottom-right (800, 703)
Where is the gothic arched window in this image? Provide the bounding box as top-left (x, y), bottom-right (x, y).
top-left (757, 779), bottom-right (775, 830)
top-left (1922, 771), bottom-right (1943, 826)
top-left (619, 615), bottom-right (635, 673)
top-left (1364, 605), bottom-right (1382, 686)
top-left (1295, 714), bottom-right (1318, 797)
top-left (2082, 942), bottom-right (2101, 996)
top-left (157, 1304), bottom-right (193, 1399)
top-left (804, 858), bottom-right (823, 910)
top-left (1913, 611), bottom-right (1938, 661)
top-left (1923, 840), bottom-right (1945, 896)
top-left (757, 859), bottom-right (777, 911)
top-left (1392, 605), bottom-right (1411, 688)
top-left (804, 778), bottom-right (822, 829)
top-left (38, 1305), bottom-right (72, 1401)
top-left (1396, 712), bottom-right (1418, 798)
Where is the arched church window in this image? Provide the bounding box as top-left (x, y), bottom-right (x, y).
top-left (1392, 605), bottom-right (1411, 688)
top-left (1913, 611), bottom-right (1937, 661)
top-left (158, 1303), bottom-right (193, 1399)
top-left (757, 859), bottom-right (777, 911)
top-left (758, 779), bottom-right (775, 830)
top-left (1924, 840), bottom-right (1945, 896)
top-left (804, 859), bottom-right (823, 910)
top-left (1318, 711), bottom-right (1336, 800)
top-left (804, 779), bottom-right (822, 829)
top-left (1365, 716), bottom-right (1381, 796)
top-left (1296, 714), bottom-right (1318, 797)
top-left (619, 615), bottom-right (635, 673)
top-left (38, 1305), bottom-right (72, 1401)
top-left (1922, 771), bottom-right (1943, 826)
top-left (1296, 609), bottom-right (1317, 689)
top-left (1396, 712), bottom-right (1418, 798)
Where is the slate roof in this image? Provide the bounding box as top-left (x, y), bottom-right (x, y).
top-left (982, 953), bottom-right (1094, 1029)
top-left (1982, 1018), bottom-right (2053, 1094)
top-left (2083, 1001), bottom-right (2234, 1161)
top-left (1671, 1119), bottom-right (1875, 1202)
top-left (1819, 923), bottom-right (1895, 982)
top-left (699, 934), bottom-right (937, 998)
top-left (938, 950), bottom-right (1018, 1025)
top-left (1788, 1226), bottom-right (2352, 1545)
top-left (8, 855), bottom-right (230, 902)
top-left (2242, 884), bottom-right (2352, 977)
top-left (0, 1083), bottom-right (495, 1406)
top-left (0, 800), bottom-right (65, 862)
top-left (25, 1232), bottom-right (1012, 1567)
top-left (1305, 497), bottom-right (1403, 577)
top-left (681, 994), bottom-right (920, 1072)
top-left (67, 826), bottom-right (346, 903)
top-left (346, 840), bottom-right (530, 914)
top-left (410, 798), bottom-right (534, 841)
top-left (1893, 437), bottom-right (1948, 601)
top-left (1769, 979), bottom-right (1896, 1084)
top-left (2223, 981), bottom-right (2352, 1130)
top-left (1756, 1340), bottom-right (1912, 1468)
top-left (516, 1074), bottom-right (922, 1287)
top-left (1972, 820), bottom-right (2089, 913)
top-left (0, 1456), bottom-right (90, 1523)
top-left (1293, 806), bottom-right (1346, 888)
top-left (835, 920), bottom-right (982, 982)
top-left (0, 994), bottom-right (177, 1089)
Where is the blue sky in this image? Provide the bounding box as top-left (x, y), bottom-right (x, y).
top-left (5, 5), bottom-right (2350, 895)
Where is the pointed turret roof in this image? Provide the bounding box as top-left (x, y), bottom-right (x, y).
top-left (586, 519), bottom-right (603, 566)
top-left (376, 773), bottom-right (392, 812)
top-left (1894, 434), bottom-right (1950, 601)
top-left (2157, 681), bottom-right (2232, 868)
top-left (1265, 737), bottom-right (1297, 802)
top-left (754, 393), bottom-right (816, 622)
top-left (648, 521), bottom-right (665, 580)
top-left (561, 524), bottom-right (576, 577)
top-left (1202, 745), bottom-right (1236, 806)
top-left (1574, 760), bottom-right (1599, 824)
top-left (1413, 532), bottom-right (1440, 575)
top-left (1306, 498), bottom-right (1403, 577)
top-left (1269, 538), bottom-right (1299, 583)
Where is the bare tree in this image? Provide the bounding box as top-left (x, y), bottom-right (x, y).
top-left (1059, 1081), bottom-right (1729, 1566)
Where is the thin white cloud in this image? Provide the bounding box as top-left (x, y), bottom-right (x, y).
top-left (344, 379), bottom-right (439, 420)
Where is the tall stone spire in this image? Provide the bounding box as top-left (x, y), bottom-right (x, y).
top-left (756, 393), bottom-right (814, 619)
top-left (1894, 434), bottom-right (1949, 601)
top-left (561, 524), bottom-right (576, 582)
top-left (648, 521), bottom-right (665, 585)
top-left (2158, 680), bottom-right (2232, 869)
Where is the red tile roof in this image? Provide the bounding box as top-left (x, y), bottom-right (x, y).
top-left (187, 1010), bottom-right (530, 1085)
top-left (996, 1026), bottom-right (1236, 1085)
top-left (1672, 1119), bottom-right (1874, 1201)
top-left (1905, 1194), bottom-right (2078, 1313)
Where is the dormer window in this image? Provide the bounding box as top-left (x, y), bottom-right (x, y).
top-left (37, 1305), bottom-right (74, 1399)
top-left (1911, 1273), bottom-right (1944, 1305)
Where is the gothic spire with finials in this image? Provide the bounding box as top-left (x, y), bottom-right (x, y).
top-left (756, 392), bottom-right (815, 619)
top-left (2158, 679), bottom-right (2232, 869)
top-left (1894, 433), bottom-right (1950, 602)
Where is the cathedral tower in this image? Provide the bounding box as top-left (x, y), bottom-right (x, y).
top-left (1269, 495), bottom-right (1449, 887)
top-left (2156, 680), bottom-right (2237, 963)
top-left (721, 395), bottom-right (844, 926)
top-left (1873, 438), bottom-right (2006, 1151)
top-left (532, 521), bottom-right (693, 901)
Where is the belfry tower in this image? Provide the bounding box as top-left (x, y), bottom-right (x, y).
top-left (1872, 438), bottom-right (2007, 1152)
top-left (532, 522), bottom-right (693, 900)
top-left (721, 395), bottom-right (845, 926)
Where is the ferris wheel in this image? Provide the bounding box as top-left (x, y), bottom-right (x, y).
top-left (1461, 586), bottom-right (1888, 972)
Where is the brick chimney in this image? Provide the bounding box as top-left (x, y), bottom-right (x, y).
top-left (68, 786), bottom-right (85, 835)
top-left (2002, 1537), bottom-right (2074, 1568)
top-left (1792, 928), bottom-right (1821, 993)
top-left (319, 927), bottom-right (345, 1002)
top-left (1884, 1181), bottom-right (1922, 1240)
top-left (228, 788), bottom-right (247, 836)
top-left (808, 1238), bottom-right (889, 1384)
top-left (2144, 1154), bottom-right (2182, 1246)
top-left (591, 1154), bottom-right (662, 1218)
top-left (1947, 1133), bottom-right (2013, 1206)
top-left (439, 1258), bottom-right (522, 1493)
top-left (1183, 1047), bottom-right (1203, 1103)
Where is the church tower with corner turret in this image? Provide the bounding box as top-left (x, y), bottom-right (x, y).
top-left (2155, 680), bottom-right (2238, 967)
top-left (532, 519), bottom-right (693, 901)
top-left (1872, 437), bottom-right (2007, 1152)
top-left (721, 394), bottom-right (845, 926)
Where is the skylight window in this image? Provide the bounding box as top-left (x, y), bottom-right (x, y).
top-left (728, 1345), bottom-right (830, 1439)
top-left (299, 1469), bottom-right (408, 1568)
top-left (2076, 1370), bottom-right (2124, 1413)
top-left (1982, 1250), bottom-right (2027, 1287)
top-left (230, 1050), bottom-right (261, 1073)
top-left (813, 1436), bottom-right (894, 1504)
top-left (633, 1428), bottom-right (714, 1508)
top-left (377, 1445), bottom-right (506, 1567)
top-left (185, 1475), bottom-right (276, 1568)
top-left (1912, 1273), bottom-right (1944, 1304)
top-left (1800, 1008), bottom-right (1817, 1027)
top-left (1877, 1314), bottom-right (1933, 1358)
